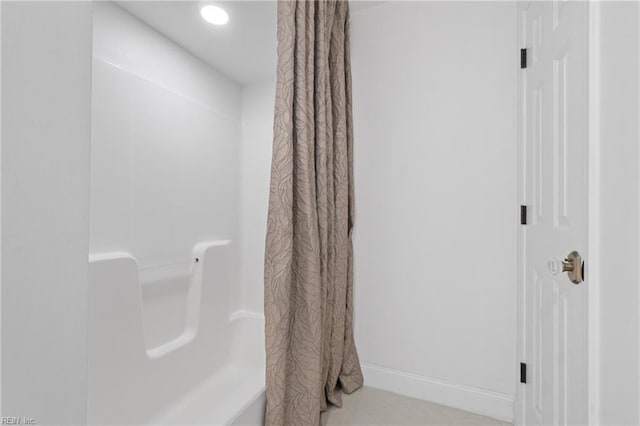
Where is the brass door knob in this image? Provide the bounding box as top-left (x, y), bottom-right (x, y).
top-left (562, 251), bottom-right (584, 284)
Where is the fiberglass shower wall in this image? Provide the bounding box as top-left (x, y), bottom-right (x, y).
top-left (88, 4), bottom-right (246, 421)
top-left (87, 4), bottom-right (277, 421)
top-left (89, 1), bottom-right (243, 343)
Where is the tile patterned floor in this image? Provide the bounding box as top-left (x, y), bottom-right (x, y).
top-left (321, 387), bottom-right (511, 426)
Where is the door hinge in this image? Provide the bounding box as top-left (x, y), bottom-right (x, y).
top-left (520, 362), bottom-right (527, 383)
top-left (520, 205), bottom-right (527, 225)
top-left (520, 48), bottom-right (527, 69)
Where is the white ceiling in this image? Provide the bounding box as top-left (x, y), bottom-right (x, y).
top-left (115, 1), bottom-right (386, 85)
top-left (117, 1), bottom-right (278, 85)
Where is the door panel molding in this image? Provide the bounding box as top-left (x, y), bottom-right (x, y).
top-left (516, 2), bottom-right (590, 424)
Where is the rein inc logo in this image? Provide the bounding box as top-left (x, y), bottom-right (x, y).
top-left (1, 418), bottom-right (35, 425)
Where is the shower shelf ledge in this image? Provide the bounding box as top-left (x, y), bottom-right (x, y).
top-left (146, 328), bottom-right (196, 359)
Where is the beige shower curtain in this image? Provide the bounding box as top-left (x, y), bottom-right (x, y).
top-left (264, 0), bottom-right (363, 424)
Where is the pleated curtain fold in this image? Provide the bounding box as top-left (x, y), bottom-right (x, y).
top-left (263, 1), bottom-right (364, 424)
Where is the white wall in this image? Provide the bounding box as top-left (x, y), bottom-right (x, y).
top-left (350, 2), bottom-right (518, 421)
top-left (595, 2), bottom-right (640, 424)
top-left (1, 2), bottom-right (93, 423)
top-left (90, 2), bottom-right (244, 310)
top-left (240, 80), bottom-right (275, 314)
top-left (0, 1), bottom-right (4, 413)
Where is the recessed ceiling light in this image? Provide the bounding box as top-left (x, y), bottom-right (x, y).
top-left (200, 4), bottom-right (229, 26)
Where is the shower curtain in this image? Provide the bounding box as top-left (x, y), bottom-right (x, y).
top-left (264, 0), bottom-right (363, 424)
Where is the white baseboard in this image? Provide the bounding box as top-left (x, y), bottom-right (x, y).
top-left (361, 363), bottom-right (514, 423)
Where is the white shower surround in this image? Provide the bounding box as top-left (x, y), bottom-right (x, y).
top-left (88, 3), bottom-right (265, 424)
top-left (87, 246), bottom-right (265, 425)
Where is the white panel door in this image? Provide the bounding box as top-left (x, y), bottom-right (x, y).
top-left (519, 1), bottom-right (588, 425)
